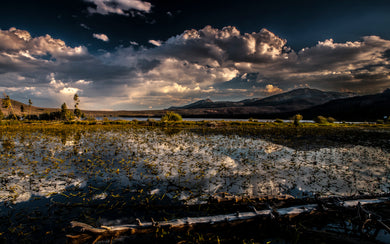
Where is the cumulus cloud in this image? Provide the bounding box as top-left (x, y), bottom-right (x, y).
top-left (119, 25), bottom-right (390, 105)
top-left (0, 28), bottom-right (133, 108)
top-left (263, 84), bottom-right (283, 94)
top-left (0, 27), bottom-right (87, 63)
top-left (148, 40), bottom-right (162, 46)
top-left (93, 33), bottom-right (109, 42)
top-left (76, 79), bottom-right (93, 85)
top-left (1, 26), bottom-right (390, 110)
top-left (60, 87), bottom-right (80, 95)
top-left (156, 26), bottom-right (289, 66)
top-left (85, 0), bottom-right (152, 15)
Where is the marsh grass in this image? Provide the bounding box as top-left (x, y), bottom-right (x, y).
top-left (0, 122), bottom-right (389, 243)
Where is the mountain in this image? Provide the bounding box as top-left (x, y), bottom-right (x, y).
top-left (169, 88), bottom-right (356, 113)
top-left (168, 98), bottom-right (251, 109)
top-left (169, 98), bottom-right (214, 109)
top-left (167, 88), bottom-right (389, 121)
top-left (296, 88), bottom-right (390, 121)
top-left (246, 88), bottom-right (356, 112)
top-left (3, 88), bottom-right (388, 121)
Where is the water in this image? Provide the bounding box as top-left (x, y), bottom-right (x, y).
top-left (1, 126), bottom-right (389, 242)
top-left (1, 127), bottom-right (389, 206)
top-left (95, 116), bottom-right (315, 123)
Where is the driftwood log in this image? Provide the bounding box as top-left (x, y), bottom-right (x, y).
top-left (67, 196), bottom-right (390, 243)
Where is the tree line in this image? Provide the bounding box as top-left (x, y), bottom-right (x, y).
top-left (0, 93), bottom-right (84, 121)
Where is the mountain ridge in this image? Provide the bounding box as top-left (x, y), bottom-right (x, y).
top-left (1, 88), bottom-right (388, 121)
top-left (168, 88), bottom-right (356, 112)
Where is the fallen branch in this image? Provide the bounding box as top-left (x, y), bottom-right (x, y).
top-left (357, 201), bottom-right (390, 234)
top-left (67, 196), bottom-right (390, 243)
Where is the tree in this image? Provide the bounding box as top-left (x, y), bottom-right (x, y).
top-left (161, 111), bottom-right (183, 122)
top-left (292, 114), bottom-right (303, 126)
top-left (0, 109), bottom-right (3, 121)
top-left (73, 93), bottom-right (81, 118)
top-left (20, 105), bottom-right (25, 113)
top-left (2, 95), bottom-right (11, 110)
top-left (60, 102), bottom-right (73, 121)
top-left (2, 93), bottom-right (17, 120)
top-left (28, 98), bottom-right (32, 119)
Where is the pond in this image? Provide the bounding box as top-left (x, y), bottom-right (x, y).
top-left (0, 125), bottom-right (389, 242)
top-left (95, 116), bottom-right (315, 123)
top-left (1, 127), bottom-right (389, 205)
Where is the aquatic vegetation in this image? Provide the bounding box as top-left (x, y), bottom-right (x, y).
top-left (0, 123), bottom-right (389, 242)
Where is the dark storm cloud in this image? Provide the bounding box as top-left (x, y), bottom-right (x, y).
top-left (136, 59), bottom-right (161, 72)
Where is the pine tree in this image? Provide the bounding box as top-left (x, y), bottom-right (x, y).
top-left (73, 93), bottom-right (81, 118)
top-left (28, 98), bottom-right (32, 119)
top-left (2, 93), bottom-right (17, 120)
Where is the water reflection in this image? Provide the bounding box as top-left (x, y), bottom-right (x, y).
top-left (1, 137), bottom-right (15, 152)
top-left (1, 127), bottom-right (389, 206)
top-left (1, 126), bottom-right (389, 243)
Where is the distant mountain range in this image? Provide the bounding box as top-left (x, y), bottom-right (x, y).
top-left (168, 88), bottom-right (390, 121)
top-left (297, 88), bottom-right (390, 121)
top-left (2, 88), bottom-right (389, 121)
top-left (169, 88), bottom-right (356, 112)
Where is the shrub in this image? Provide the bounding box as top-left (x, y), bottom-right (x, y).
top-left (274, 118), bottom-right (284, 123)
top-left (161, 111), bottom-right (183, 122)
top-left (376, 119), bottom-right (384, 124)
top-left (327, 117), bottom-right (336, 123)
top-left (292, 114), bottom-right (303, 126)
top-left (147, 118), bottom-right (157, 126)
top-left (314, 116), bottom-right (329, 124)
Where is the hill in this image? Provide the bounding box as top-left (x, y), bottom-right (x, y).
top-left (296, 88), bottom-right (390, 121)
top-left (0, 98), bottom-right (57, 117)
top-left (1, 88), bottom-right (388, 121)
top-left (168, 88), bottom-right (358, 118)
top-left (169, 88), bottom-right (355, 113)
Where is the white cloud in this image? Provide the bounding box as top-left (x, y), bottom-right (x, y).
top-left (75, 79), bottom-right (93, 85)
top-left (264, 84), bottom-right (283, 94)
top-left (85, 0), bottom-right (152, 15)
top-left (0, 27), bottom-right (88, 60)
top-left (48, 73), bottom-right (65, 89)
top-left (148, 40), bottom-right (162, 46)
top-left (80, 24), bottom-right (90, 30)
top-left (161, 83), bottom-right (191, 93)
top-left (130, 41), bottom-right (139, 45)
top-left (93, 33), bottom-right (109, 42)
top-left (1, 26), bottom-right (390, 109)
top-left (60, 87), bottom-right (80, 95)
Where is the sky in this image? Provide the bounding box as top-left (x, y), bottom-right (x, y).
top-left (1, 0), bottom-right (390, 110)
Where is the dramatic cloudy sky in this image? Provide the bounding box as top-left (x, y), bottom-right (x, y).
top-left (1, 0), bottom-right (390, 110)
